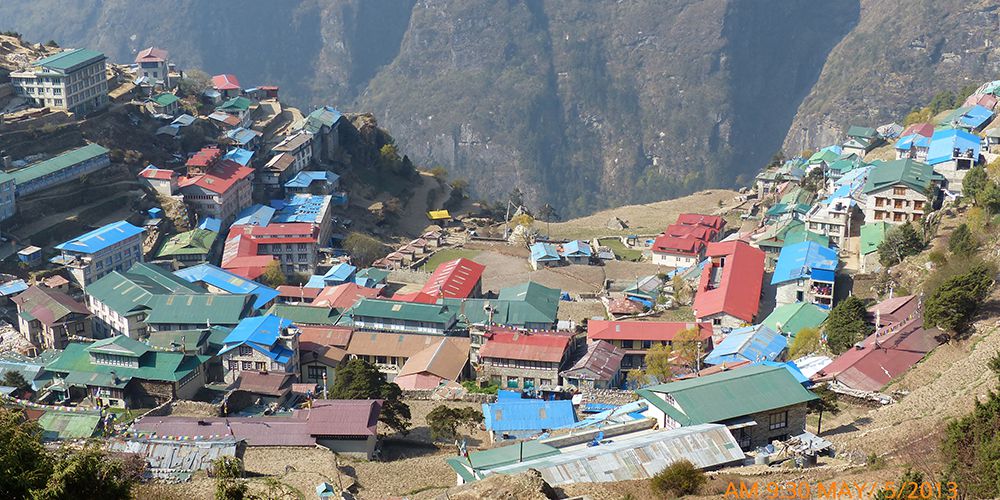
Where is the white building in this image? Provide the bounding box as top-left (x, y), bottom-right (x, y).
top-left (51, 221), bottom-right (146, 288)
top-left (10, 48), bottom-right (108, 115)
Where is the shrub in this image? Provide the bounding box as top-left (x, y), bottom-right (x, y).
top-left (650, 460), bottom-right (706, 497)
top-left (877, 223), bottom-right (923, 267)
top-left (924, 262), bottom-right (995, 334)
top-left (824, 296), bottom-right (872, 354)
top-left (948, 223), bottom-right (978, 257)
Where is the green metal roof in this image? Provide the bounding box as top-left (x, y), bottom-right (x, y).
top-left (266, 303), bottom-right (340, 325)
top-left (37, 410), bottom-right (101, 440)
top-left (779, 187), bottom-right (814, 206)
top-left (860, 222), bottom-right (890, 255)
top-left (87, 335), bottom-right (150, 357)
top-left (46, 342), bottom-right (209, 385)
top-left (10, 143), bottom-right (109, 185)
top-left (807, 150), bottom-right (839, 165)
top-left (85, 263), bottom-right (204, 316)
top-left (151, 93), bottom-right (179, 107)
top-left (442, 281), bottom-right (560, 328)
top-left (218, 96), bottom-right (252, 112)
top-left (637, 365), bottom-right (818, 426)
top-left (762, 302), bottom-right (828, 336)
top-left (33, 48), bottom-right (106, 72)
top-left (145, 294), bottom-right (251, 326)
top-left (157, 229), bottom-right (217, 257)
top-left (784, 227), bottom-right (830, 247)
top-left (446, 441), bottom-right (561, 481)
top-left (863, 159), bottom-right (940, 194)
top-left (349, 298), bottom-right (456, 324)
top-left (847, 125), bottom-right (878, 139)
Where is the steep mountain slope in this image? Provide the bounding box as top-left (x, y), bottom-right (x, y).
top-left (783, 0), bottom-right (1000, 153)
top-left (0, 1), bottom-right (859, 215)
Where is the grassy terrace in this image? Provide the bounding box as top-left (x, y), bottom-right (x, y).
top-left (598, 237), bottom-right (644, 262)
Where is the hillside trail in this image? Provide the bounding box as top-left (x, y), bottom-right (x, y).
top-left (397, 172), bottom-right (447, 237)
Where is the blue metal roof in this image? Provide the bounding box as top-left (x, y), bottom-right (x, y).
top-left (233, 204), bottom-right (275, 226)
top-left (771, 241), bottom-right (838, 285)
top-left (271, 194), bottom-right (331, 224)
top-left (285, 170), bottom-right (340, 189)
top-left (197, 217), bottom-right (222, 233)
top-left (323, 263), bottom-right (356, 283)
top-left (958, 105), bottom-right (993, 129)
top-left (219, 315), bottom-right (294, 363)
top-left (926, 128), bottom-right (981, 165)
top-left (174, 264), bottom-right (279, 310)
top-left (761, 360), bottom-right (809, 384)
top-left (894, 134), bottom-right (930, 150)
top-left (305, 275), bottom-right (327, 289)
top-left (560, 240), bottom-right (592, 257)
top-left (810, 268), bottom-right (836, 283)
top-left (0, 280), bottom-right (28, 296)
top-left (530, 243), bottom-right (560, 262)
top-left (55, 221), bottom-right (145, 255)
top-left (482, 399), bottom-right (576, 432)
top-left (225, 128), bottom-right (258, 146)
top-left (222, 147), bottom-right (254, 166)
top-left (703, 324), bottom-right (786, 365)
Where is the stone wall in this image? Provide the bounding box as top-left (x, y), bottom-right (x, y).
top-left (742, 403), bottom-right (810, 449)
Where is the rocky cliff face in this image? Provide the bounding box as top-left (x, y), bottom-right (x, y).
top-left (783, 0), bottom-right (1000, 154)
top-left (1, 1), bottom-right (862, 215)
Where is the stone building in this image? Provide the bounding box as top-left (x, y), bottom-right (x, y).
top-left (637, 365), bottom-right (816, 450)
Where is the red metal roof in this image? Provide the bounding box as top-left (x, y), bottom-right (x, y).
top-left (587, 320), bottom-right (712, 342)
top-left (901, 123), bottom-right (935, 138)
top-left (312, 283), bottom-right (380, 310)
top-left (134, 399), bottom-right (381, 444)
top-left (178, 159), bottom-right (253, 195)
top-left (185, 147), bottom-right (222, 169)
top-left (664, 223), bottom-right (716, 242)
top-left (135, 47), bottom-right (168, 63)
top-left (692, 240), bottom-right (764, 323)
top-left (232, 371), bottom-right (294, 397)
top-left (392, 291), bottom-right (440, 304)
top-left (651, 234), bottom-right (705, 256)
top-left (478, 329), bottom-right (572, 363)
top-left (212, 74), bottom-right (241, 91)
top-left (276, 286), bottom-right (322, 301)
top-left (675, 359), bottom-right (752, 379)
top-left (418, 258), bottom-right (485, 299)
top-left (138, 165), bottom-right (177, 180)
top-left (298, 325), bottom-right (353, 349)
top-left (866, 295), bottom-right (918, 327)
top-left (676, 213), bottom-right (725, 230)
top-left (814, 315), bottom-right (943, 392)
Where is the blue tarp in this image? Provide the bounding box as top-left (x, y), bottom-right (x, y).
top-left (703, 324), bottom-right (786, 365)
top-left (482, 399), bottom-right (576, 433)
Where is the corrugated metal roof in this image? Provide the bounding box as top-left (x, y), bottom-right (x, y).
top-left (13, 143), bottom-right (110, 187)
top-left (486, 424), bottom-right (744, 485)
top-left (55, 220), bottom-right (144, 255)
top-left (482, 399), bottom-right (576, 432)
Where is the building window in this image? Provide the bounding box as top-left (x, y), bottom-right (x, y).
top-left (769, 411), bottom-right (788, 430)
top-left (893, 187), bottom-right (907, 196)
top-left (621, 340), bottom-right (633, 349)
top-left (228, 360), bottom-right (238, 371)
top-left (241, 361), bottom-right (253, 370)
top-left (255, 362), bottom-right (266, 371)
top-left (239, 345), bottom-right (252, 356)
top-left (307, 365), bottom-right (326, 381)
top-left (641, 340), bottom-right (651, 349)
top-left (712, 318), bottom-right (722, 326)
top-left (913, 200), bottom-right (924, 211)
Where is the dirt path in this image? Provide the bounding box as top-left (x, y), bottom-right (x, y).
top-left (397, 172), bottom-right (448, 237)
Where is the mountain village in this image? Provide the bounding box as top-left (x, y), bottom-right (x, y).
top-left (1, 38), bottom-right (1000, 498)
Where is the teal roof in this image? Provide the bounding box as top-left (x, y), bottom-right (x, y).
top-left (145, 294), bottom-right (252, 326)
top-left (12, 143), bottom-right (109, 186)
top-left (265, 303), bottom-right (340, 325)
top-left (761, 302), bottom-right (829, 336)
top-left (37, 410), bottom-right (101, 440)
top-left (636, 365), bottom-right (818, 426)
top-left (863, 159), bottom-right (940, 194)
top-left (46, 342), bottom-right (209, 385)
top-left (847, 125), bottom-right (878, 140)
top-left (33, 48), bottom-right (106, 72)
top-left (349, 299), bottom-right (456, 325)
top-left (151, 93), bottom-right (179, 107)
top-left (860, 222), bottom-right (890, 255)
